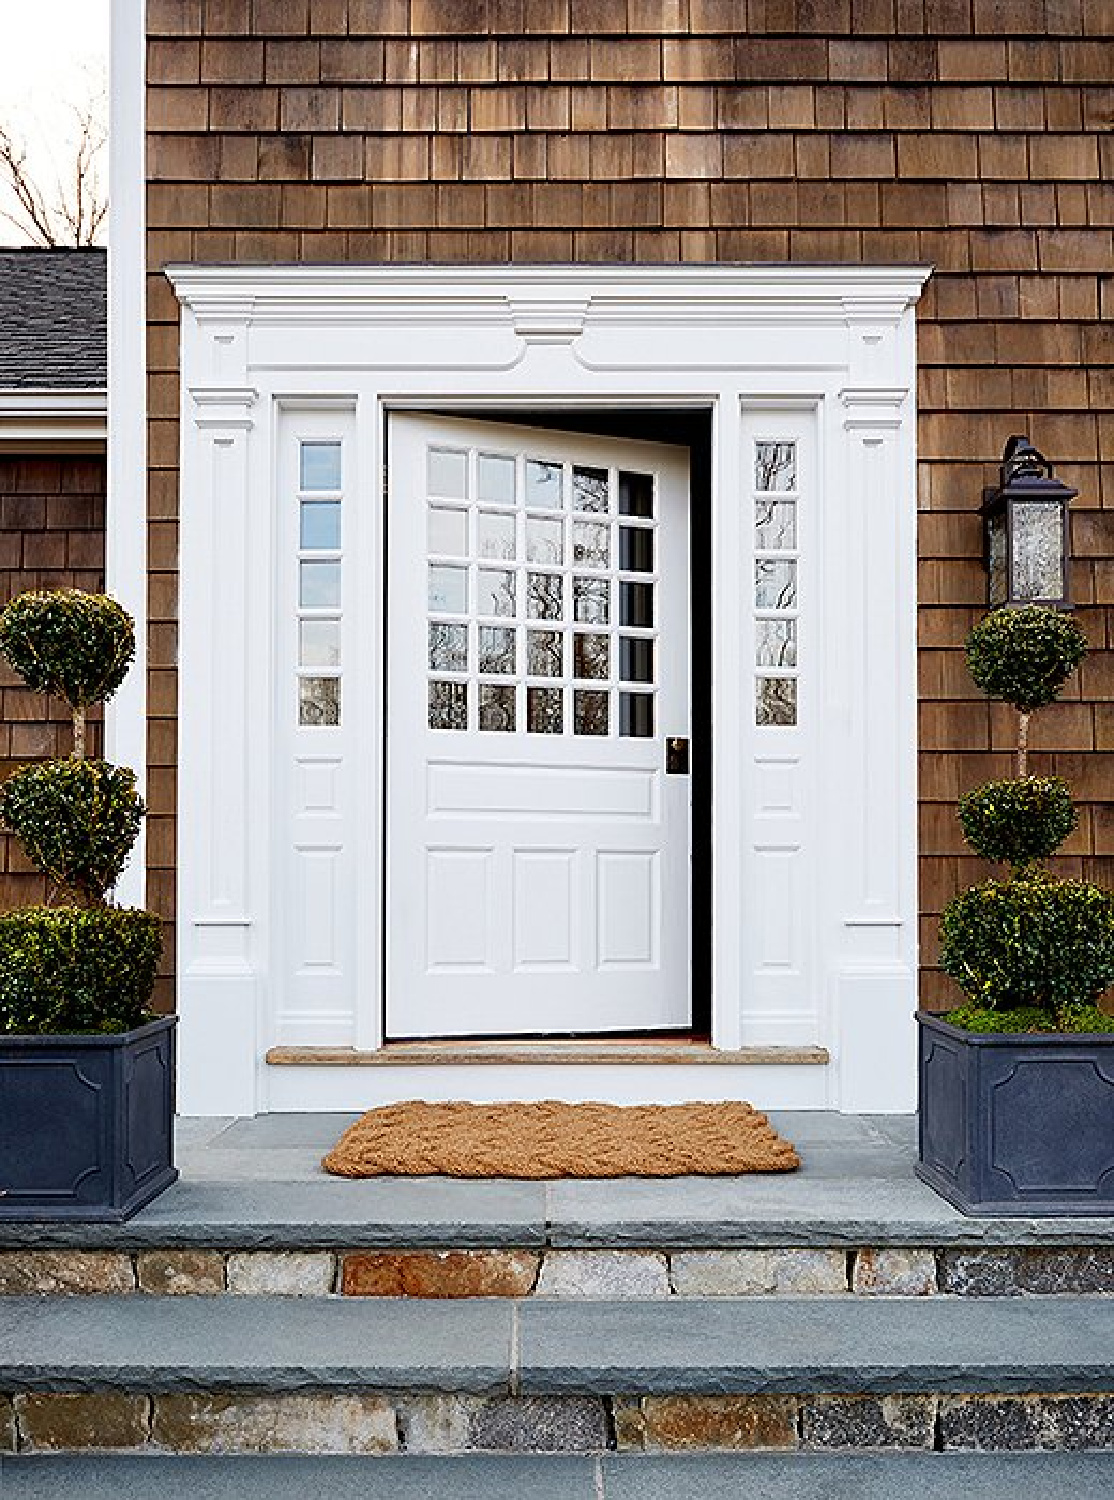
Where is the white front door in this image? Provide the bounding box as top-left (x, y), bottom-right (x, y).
top-left (386, 413), bottom-right (692, 1039)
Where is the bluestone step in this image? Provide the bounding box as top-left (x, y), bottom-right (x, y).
top-left (6, 1171), bottom-right (1114, 1250)
top-left (518, 1294), bottom-right (1114, 1394)
top-left (3, 1293), bottom-right (1114, 1396)
top-left (2, 1452), bottom-right (1114, 1500)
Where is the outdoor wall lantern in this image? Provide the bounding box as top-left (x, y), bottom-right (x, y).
top-left (981, 435), bottom-right (1076, 609)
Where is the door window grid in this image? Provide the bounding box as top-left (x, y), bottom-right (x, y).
top-left (296, 439), bottom-right (343, 727)
top-left (753, 439), bottom-right (799, 727)
top-left (426, 446), bottom-right (658, 737)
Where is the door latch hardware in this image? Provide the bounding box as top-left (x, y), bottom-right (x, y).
top-left (665, 736), bottom-right (690, 775)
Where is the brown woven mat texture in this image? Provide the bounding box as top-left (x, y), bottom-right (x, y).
top-left (323, 1100), bottom-right (799, 1179)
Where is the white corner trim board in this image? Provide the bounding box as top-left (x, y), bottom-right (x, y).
top-left (106, 0), bottom-right (147, 907)
top-left (166, 263), bottom-right (930, 1116)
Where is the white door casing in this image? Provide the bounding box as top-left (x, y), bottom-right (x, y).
top-left (386, 414), bottom-right (691, 1038)
top-left (167, 264), bottom-right (929, 1115)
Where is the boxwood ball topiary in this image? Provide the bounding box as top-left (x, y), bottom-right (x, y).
top-left (0, 589), bottom-right (135, 710)
top-left (939, 873), bottom-right (1114, 1020)
top-left (965, 605), bottom-right (1087, 714)
top-left (958, 776), bottom-right (1077, 869)
top-left (0, 760), bottom-right (144, 901)
top-left (0, 906), bottom-right (161, 1035)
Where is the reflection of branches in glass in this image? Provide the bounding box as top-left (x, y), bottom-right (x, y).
top-left (756, 559), bottom-right (797, 611)
top-left (526, 517), bottom-right (563, 565)
top-left (573, 632), bottom-right (609, 681)
top-left (527, 687), bottom-right (563, 734)
top-left (527, 630), bottom-right (562, 677)
top-left (479, 627), bottom-right (516, 675)
top-left (755, 441), bottom-right (796, 493)
top-left (575, 690), bottom-right (609, 736)
top-left (526, 460), bottom-right (563, 508)
top-left (755, 498), bottom-right (795, 551)
top-left (573, 521), bottom-right (609, 568)
top-left (574, 576), bottom-right (609, 625)
top-left (756, 677), bottom-right (796, 727)
top-left (300, 677), bottom-right (340, 727)
top-left (428, 622), bottom-right (467, 672)
top-left (479, 685), bottom-right (515, 732)
top-left (756, 620), bottom-right (796, 669)
top-left (527, 572), bottom-right (563, 620)
top-left (573, 466), bottom-right (609, 513)
top-left (479, 569), bottom-right (516, 617)
top-left (478, 515), bottom-right (516, 559)
top-left (429, 680), bottom-right (467, 730)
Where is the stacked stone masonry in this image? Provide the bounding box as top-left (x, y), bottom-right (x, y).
top-left (144, 2), bottom-right (1114, 1009)
top-left (0, 455), bottom-right (106, 909)
top-left (4, 1389), bottom-right (1114, 1454)
top-left (1, 1244), bottom-right (1113, 1295)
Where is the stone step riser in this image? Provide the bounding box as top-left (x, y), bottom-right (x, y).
top-left (4, 1390), bottom-right (1114, 1457)
top-left (3, 1245), bottom-right (1113, 1298)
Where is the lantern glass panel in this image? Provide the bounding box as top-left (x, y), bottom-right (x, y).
top-left (987, 509), bottom-right (1008, 608)
top-left (1010, 498), bottom-right (1064, 603)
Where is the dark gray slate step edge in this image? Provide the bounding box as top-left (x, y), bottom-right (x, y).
top-left (5, 1184), bottom-right (1114, 1252)
top-left (4, 1295), bottom-right (1114, 1397)
top-left (3, 1452), bottom-right (1114, 1500)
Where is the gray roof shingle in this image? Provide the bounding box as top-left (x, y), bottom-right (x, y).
top-left (0, 247), bottom-right (106, 390)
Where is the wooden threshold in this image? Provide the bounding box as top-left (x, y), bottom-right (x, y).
top-left (266, 1039), bottom-right (829, 1067)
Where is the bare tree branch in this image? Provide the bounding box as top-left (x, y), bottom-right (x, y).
top-left (0, 126), bottom-right (57, 245)
top-left (0, 92), bottom-right (107, 247)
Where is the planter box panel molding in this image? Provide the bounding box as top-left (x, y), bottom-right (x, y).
top-left (0, 1020), bottom-right (178, 1223)
top-left (918, 1013), bottom-right (1114, 1218)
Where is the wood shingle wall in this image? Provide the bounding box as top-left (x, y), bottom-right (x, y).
top-left (146, 0), bottom-right (1113, 1013)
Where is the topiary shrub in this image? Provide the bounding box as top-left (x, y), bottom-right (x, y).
top-left (0, 588), bottom-right (158, 1038)
top-left (0, 590), bottom-right (135, 759)
top-left (939, 588), bottom-right (1110, 1035)
top-left (0, 907), bottom-right (161, 1035)
top-left (944, 1001), bottom-right (1114, 1035)
top-left (0, 760), bottom-right (145, 903)
top-left (957, 776), bottom-right (1076, 872)
top-left (966, 605), bottom-right (1087, 714)
top-left (939, 873), bottom-right (1114, 1024)
top-left (966, 605), bottom-right (1087, 780)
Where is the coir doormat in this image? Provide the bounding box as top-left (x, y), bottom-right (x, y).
top-left (323, 1100), bottom-right (799, 1179)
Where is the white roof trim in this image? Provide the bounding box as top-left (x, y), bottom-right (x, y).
top-left (0, 388), bottom-right (107, 447)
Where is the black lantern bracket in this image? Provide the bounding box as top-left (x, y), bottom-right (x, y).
top-left (980, 435), bottom-right (1077, 610)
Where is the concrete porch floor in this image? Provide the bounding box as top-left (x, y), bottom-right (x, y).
top-left (4, 1111), bottom-right (1112, 1250)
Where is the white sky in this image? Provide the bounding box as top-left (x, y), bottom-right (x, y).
top-left (0, 0), bottom-right (111, 244)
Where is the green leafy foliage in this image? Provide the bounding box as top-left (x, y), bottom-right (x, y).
top-left (957, 776), bottom-right (1076, 869)
top-left (0, 906), bottom-right (161, 1035)
top-left (965, 605), bottom-right (1087, 714)
top-left (0, 590), bottom-right (135, 711)
top-left (943, 1002), bottom-right (1114, 1035)
top-left (939, 872), bottom-right (1114, 1019)
top-left (0, 760), bottom-right (144, 902)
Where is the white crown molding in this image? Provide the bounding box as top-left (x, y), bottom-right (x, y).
top-left (167, 263), bottom-right (933, 331)
top-left (187, 385), bottom-right (259, 430)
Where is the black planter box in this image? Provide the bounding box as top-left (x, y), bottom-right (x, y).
top-left (917, 1010), bottom-right (1114, 1217)
top-left (0, 1016), bottom-right (177, 1222)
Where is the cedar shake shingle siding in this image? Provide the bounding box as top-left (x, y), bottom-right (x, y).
top-left (146, 0), bottom-right (1114, 1013)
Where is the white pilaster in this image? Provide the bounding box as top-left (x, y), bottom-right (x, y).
top-left (176, 306), bottom-right (263, 1115)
